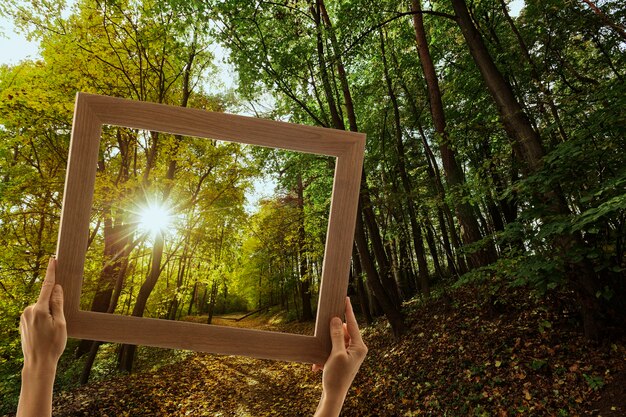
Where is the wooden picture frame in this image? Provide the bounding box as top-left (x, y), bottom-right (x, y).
top-left (55, 92), bottom-right (365, 364)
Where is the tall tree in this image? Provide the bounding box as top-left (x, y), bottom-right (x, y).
top-left (411, 0), bottom-right (496, 270)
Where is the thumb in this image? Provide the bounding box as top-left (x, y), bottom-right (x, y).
top-left (330, 317), bottom-right (345, 353)
top-left (50, 284), bottom-right (65, 320)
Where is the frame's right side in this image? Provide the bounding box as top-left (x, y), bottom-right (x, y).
top-left (314, 133), bottom-right (366, 356)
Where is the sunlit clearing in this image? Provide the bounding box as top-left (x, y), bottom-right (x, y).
top-left (138, 204), bottom-right (171, 236)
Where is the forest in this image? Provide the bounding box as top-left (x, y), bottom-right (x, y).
top-left (0, 0), bottom-right (625, 415)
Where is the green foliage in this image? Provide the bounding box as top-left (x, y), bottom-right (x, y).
top-left (530, 358), bottom-right (547, 371)
top-left (582, 374), bottom-right (605, 391)
top-left (538, 320), bottom-right (552, 334)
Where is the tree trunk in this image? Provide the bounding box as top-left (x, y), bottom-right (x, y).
top-left (351, 246), bottom-right (373, 325)
top-left (423, 218), bottom-right (444, 279)
top-left (415, 121), bottom-right (467, 275)
top-left (318, 4), bottom-right (400, 308)
top-left (297, 174), bottom-right (314, 321)
top-left (360, 185), bottom-right (403, 309)
top-left (380, 28), bottom-right (430, 297)
top-left (355, 212), bottom-right (406, 338)
top-left (411, 0), bottom-right (495, 270)
top-left (310, 1), bottom-right (344, 130)
top-left (498, 0), bottom-right (568, 143)
top-left (79, 249), bottom-right (132, 384)
top-left (187, 278), bottom-right (198, 316)
top-left (399, 80), bottom-right (460, 277)
top-left (79, 340), bottom-right (102, 385)
top-left (168, 253), bottom-right (186, 320)
top-left (118, 231), bottom-right (165, 373)
top-left (396, 234), bottom-right (417, 297)
top-left (75, 219), bottom-right (130, 358)
top-left (168, 235), bottom-right (192, 320)
top-left (207, 279), bottom-right (218, 324)
top-left (450, 0), bottom-right (545, 173)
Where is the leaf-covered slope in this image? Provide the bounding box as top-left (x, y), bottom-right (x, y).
top-left (11, 285), bottom-right (624, 417)
top-left (343, 285), bottom-right (626, 416)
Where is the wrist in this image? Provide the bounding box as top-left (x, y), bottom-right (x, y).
top-left (22, 361), bottom-right (57, 378)
top-left (18, 361), bottom-right (56, 417)
top-left (315, 389), bottom-right (348, 417)
top-left (322, 388), bottom-right (348, 404)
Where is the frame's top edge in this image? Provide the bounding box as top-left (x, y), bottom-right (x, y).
top-left (76, 92), bottom-right (367, 141)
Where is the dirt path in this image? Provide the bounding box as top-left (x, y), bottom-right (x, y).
top-left (51, 352), bottom-right (321, 416)
top-left (50, 317), bottom-right (321, 416)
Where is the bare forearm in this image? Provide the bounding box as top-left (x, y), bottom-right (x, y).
top-left (314, 390), bottom-right (348, 417)
top-left (17, 364), bottom-right (56, 417)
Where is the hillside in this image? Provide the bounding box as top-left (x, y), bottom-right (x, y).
top-left (5, 282), bottom-right (624, 416)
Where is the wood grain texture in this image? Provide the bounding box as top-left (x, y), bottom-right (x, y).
top-left (55, 94), bottom-right (102, 320)
top-left (56, 92), bottom-right (365, 363)
top-left (314, 135), bottom-right (365, 354)
top-left (71, 312), bottom-right (327, 364)
top-left (82, 93), bottom-right (362, 157)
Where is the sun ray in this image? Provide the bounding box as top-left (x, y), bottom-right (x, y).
top-left (137, 202), bottom-right (172, 237)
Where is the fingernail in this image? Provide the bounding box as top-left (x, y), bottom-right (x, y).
top-left (331, 317), bottom-right (342, 327)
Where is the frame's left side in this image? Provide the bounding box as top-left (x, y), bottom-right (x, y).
top-left (56, 94), bottom-right (102, 323)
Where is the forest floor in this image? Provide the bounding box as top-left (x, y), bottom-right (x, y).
top-left (5, 281), bottom-right (626, 416)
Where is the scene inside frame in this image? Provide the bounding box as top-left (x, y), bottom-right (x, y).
top-left (79, 125), bottom-right (336, 337)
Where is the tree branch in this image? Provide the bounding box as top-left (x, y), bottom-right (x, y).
top-left (338, 10), bottom-right (457, 59)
